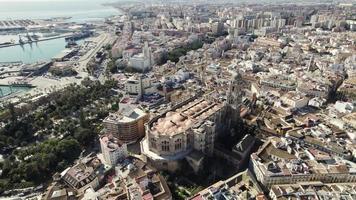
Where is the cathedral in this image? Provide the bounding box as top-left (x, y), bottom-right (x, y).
top-left (140, 73), bottom-right (245, 172)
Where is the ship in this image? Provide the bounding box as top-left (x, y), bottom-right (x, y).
top-left (18, 35), bottom-right (25, 45)
top-left (65, 31), bottom-right (93, 41)
top-left (26, 33), bottom-right (33, 43)
top-left (31, 33), bottom-right (40, 41)
top-left (65, 39), bottom-right (78, 48)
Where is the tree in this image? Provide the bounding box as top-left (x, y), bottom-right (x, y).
top-left (111, 103), bottom-right (119, 111)
top-left (8, 103), bottom-right (16, 123)
top-left (107, 59), bottom-right (118, 73)
top-left (74, 128), bottom-right (95, 147)
top-left (79, 109), bottom-right (88, 128)
top-left (81, 77), bottom-right (93, 88)
top-left (0, 80), bottom-right (119, 191)
top-left (56, 139), bottom-right (81, 161)
top-left (104, 79), bottom-right (118, 89)
top-left (15, 130), bottom-right (24, 138)
top-left (24, 162), bottom-right (40, 181)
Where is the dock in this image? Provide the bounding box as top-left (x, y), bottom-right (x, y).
top-left (0, 33), bottom-right (73, 49)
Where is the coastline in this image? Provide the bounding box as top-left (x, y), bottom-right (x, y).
top-left (103, 3), bottom-right (127, 15)
top-left (0, 1), bottom-right (121, 21)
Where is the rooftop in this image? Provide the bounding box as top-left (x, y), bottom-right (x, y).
top-left (190, 170), bottom-right (266, 200)
top-left (253, 137), bottom-right (356, 177)
top-left (104, 105), bottom-right (147, 124)
top-left (271, 182), bottom-right (356, 200)
top-left (150, 97), bottom-right (223, 136)
top-left (100, 135), bottom-right (125, 152)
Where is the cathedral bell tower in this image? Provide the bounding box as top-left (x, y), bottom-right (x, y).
top-left (228, 72), bottom-right (244, 110)
top-left (226, 72), bottom-right (245, 129)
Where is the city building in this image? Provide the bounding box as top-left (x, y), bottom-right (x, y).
top-left (41, 182), bottom-right (77, 200)
top-left (189, 170), bottom-right (266, 200)
top-left (88, 157), bottom-right (172, 200)
top-left (141, 73), bottom-right (245, 171)
top-left (212, 21), bottom-right (224, 35)
top-left (255, 37), bottom-right (283, 48)
top-left (122, 158), bottom-right (172, 200)
top-left (60, 157), bottom-right (101, 194)
top-left (250, 137), bottom-right (356, 189)
top-left (343, 112), bottom-right (356, 129)
top-left (124, 74), bottom-right (156, 98)
top-left (128, 42), bottom-right (154, 72)
top-left (269, 182), bottom-right (356, 200)
top-left (280, 91), bottom-right (310, 109)
top-left (103, 105), bottom-right (149, 143)
top-left (6, 2), bottom-right (356, 200)
top-left (100, 134), bottom-right (128, 166)
top-left (141, 94), bottom-right (226, 171)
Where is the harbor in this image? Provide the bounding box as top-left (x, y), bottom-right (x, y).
top-left (0, 33), bottom-right (72, 48)
top-left (0, 84), bottom-right (33, 98)
top-left (0, 31), bottom-right (113, 104)
top-left (0, 35), bottom-right (88, 64)
top-left (0, 0), bottom-right (120, 104)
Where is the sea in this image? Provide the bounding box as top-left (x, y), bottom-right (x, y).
top-left (0, 0), bottom-right (120, 22)
top-left (0, 0), bottom-right (120, 63)
top-left (0, 85), bottom-right (31, 97)
top-left (0, 38), bottom-right (84, 63)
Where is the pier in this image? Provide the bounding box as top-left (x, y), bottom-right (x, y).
top-left (0, 33), bottom-right (73, 49)
top-left (0, 83), bottom-right (34, 98)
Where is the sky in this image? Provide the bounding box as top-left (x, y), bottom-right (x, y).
top-left (0, 0), bottom-right (118, 1)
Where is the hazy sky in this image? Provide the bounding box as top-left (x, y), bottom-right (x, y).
top-left (0, 0), bottom-right (117, 1)
top-left (0, 0), bottom-right (78, 1)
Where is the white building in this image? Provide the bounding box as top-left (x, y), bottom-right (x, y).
top-left (281, 91), bottom-right (310, 109)
top-left (125, 75), bottom-right (156, 98)
top-left (128, 42), bottom-right (154, 72)
top-left (100, 134), bottom-right (128, 166)
top-left (334, 101), bottom-right (354, 114)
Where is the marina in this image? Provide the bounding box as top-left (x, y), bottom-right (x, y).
top-left (0, 1), bottom-right (120, 22)
top-left (0, 0), bottom-right (120, 101)
top-left (0, 32), bottom-right (111, 102)
top-left (0, 37), bottom-right (84, 64)
top-left (0, 33), bottom-right (72, 48)
top-left (0, 84), bottom-right (33, 97)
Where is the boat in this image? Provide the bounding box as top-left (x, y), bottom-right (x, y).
top-left (31, 33), bottom-right (40, 41)
top-left (65, 39), bottom-right (78, 48)
top-left (65, 31), bottom-right (93, 41)
top-left (18, 35), bottom-right (25, 45)
top-left (26, 33), bottom-right (33, 43)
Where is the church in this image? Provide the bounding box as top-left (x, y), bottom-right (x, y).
top-left (140, 73), bottom-right (246, 172)
top-left (128, 42), bottom-right (154, 72)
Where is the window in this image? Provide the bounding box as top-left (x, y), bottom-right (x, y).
top-left (150, 138), bottom-right (156, 149)
top-left (175, 139), bottom-right (182, 150)
top-left (162, 141), bottom-right (170, 151)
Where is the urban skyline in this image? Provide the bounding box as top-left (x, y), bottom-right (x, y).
top-left (0, 0), bottom-right (355, 199)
